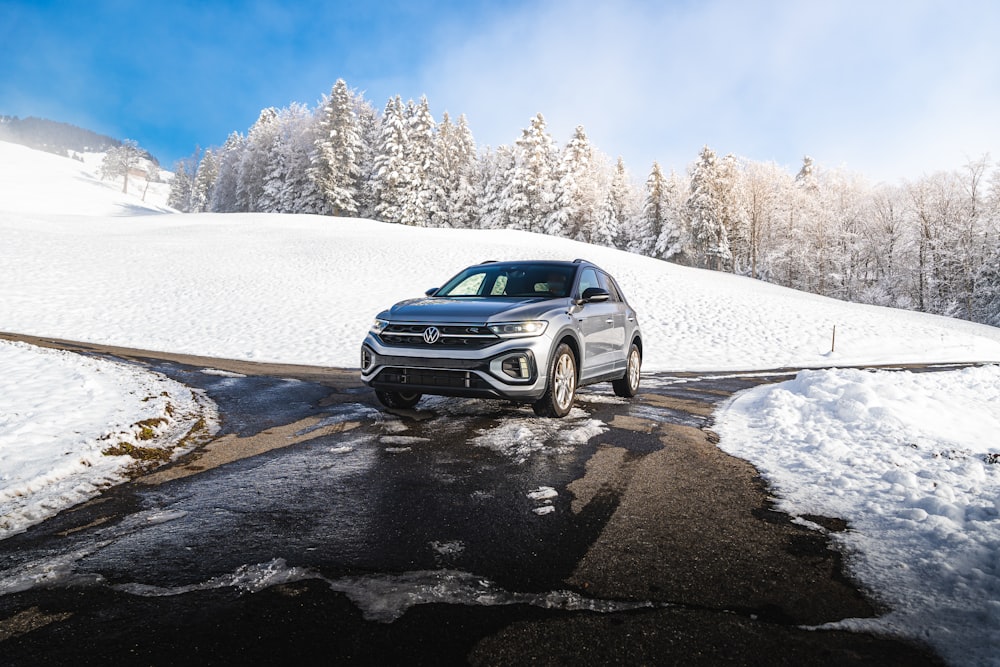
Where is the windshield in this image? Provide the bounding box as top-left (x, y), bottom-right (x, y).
top-left (437, 264), bottom-right (577, 298)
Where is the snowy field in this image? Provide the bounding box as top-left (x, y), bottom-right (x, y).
top-left (2, 141), bottom-right (1000, 665)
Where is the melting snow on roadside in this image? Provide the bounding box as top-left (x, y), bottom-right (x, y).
top-left (0, 340), bottom-right (217, 539)
top-left (714, 365), bottom-right (1000, 667)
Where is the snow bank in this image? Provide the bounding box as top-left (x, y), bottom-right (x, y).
top-left (714, 366), bottom-right (1000, 667)
top-left (0, 340), bottom-right (216, 538)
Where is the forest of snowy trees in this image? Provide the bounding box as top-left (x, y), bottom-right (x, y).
top-left (167, 79), bottom-right (1000, 328)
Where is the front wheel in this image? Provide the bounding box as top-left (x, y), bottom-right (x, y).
top-left (374, 390), bottom-right (423, 409)
top-left (612, 343), bottom-right (641, 398)
top-left (533, 343), bottom-right (577, 418)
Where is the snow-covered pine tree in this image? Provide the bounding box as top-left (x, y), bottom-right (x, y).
top-left (429, 111), bottom-right (478, 228)
top-left (258, 131), bottom-right (287, 213)
top-left (685, 146), bottom-right (731, 270)
top-left (398, 97), bottom-right (435, 227)
top-left (551, 125), bottom-right (603, 242)
top-left (451, 114), bottom-right (480, 228)
top-left (167, 154), bottom-right (196, 212)
top-left (189, 149), bottom-right (218, 212)
top-left (716, 153), bottom-right (746, 273)
top-left (354, 98), bottom-right (380, 219)
top-left (209, 133), bottom-right (245, 212)
top-left (796, 155), bottom-right (818, 191)
top-left (237, 108), bottom-right (280, 212)
top-left (475, 145), bottom-right (514, 230)
top-left (507, 113), bottom-right (559, 233)
top-left (269, 103), bottom-right (324, 214)
top-left (653, 167), bottom-right (687, 261)
top-left (372, 96), bottom-right (408, 224)
top-left (310, 79), bottom-right (363, 217)
top-left (633, 161), bottom-right (666, 256)
top-left (595, 156), bottom-right (631, 249)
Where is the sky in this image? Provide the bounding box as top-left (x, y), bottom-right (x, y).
top-left (2, 0), bottom-right (999, 183)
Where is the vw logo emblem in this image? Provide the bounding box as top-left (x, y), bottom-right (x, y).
top-left (423, 326), bottom-right (441, 344)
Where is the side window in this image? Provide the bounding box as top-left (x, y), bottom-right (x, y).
top-left (600, 272), bottom-right (622, 302)
top-left (578, 269), bottom-right (601, 297)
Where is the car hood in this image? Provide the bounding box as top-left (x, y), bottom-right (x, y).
top-left (380, 297), bottom-right (568, 323)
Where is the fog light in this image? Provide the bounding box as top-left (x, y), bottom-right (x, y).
top-left (361, 346), bottom-right (374, 372)
top-left (501, 355), bottom-right (530, 379)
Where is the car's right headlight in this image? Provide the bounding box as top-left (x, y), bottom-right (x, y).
top-left (488, 321), bottom-right (548, 338)
top-left (370, 319), bottom-right (389, 334)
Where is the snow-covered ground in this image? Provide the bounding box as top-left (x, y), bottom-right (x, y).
top-left (2, 140), bottom-right (999, 665)
top-left (0, 340), bottom-right (216, 537)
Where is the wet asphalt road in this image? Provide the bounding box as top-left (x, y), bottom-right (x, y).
top-left (0, 340), bottom-right (946, 666)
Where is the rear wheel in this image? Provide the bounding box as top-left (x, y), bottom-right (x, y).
top-left (374, 390), bottom-right (423, 409)
top-left (532, 343), bottom-right (577, 418)
top-left (612, 343), bottom-right (641, 398)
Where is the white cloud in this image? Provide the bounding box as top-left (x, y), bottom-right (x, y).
top-left (419, 0), bottom-right (1000, 182)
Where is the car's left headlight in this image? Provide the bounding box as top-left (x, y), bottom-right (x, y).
top-left (488, 321), bottom-right (548, 338)
top-left (370, 319), bottom-right (389, 334)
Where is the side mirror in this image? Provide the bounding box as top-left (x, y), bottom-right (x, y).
top-left (425, 288), bottom-right (439, 297)
top-left (580, 287), bottom-right (610, 303)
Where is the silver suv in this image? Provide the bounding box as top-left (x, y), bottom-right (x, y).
top-left (360, 259), bottom-right (642, 417)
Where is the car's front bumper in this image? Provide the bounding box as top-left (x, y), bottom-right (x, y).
top-left (360, 333), bottom-right (553, 401)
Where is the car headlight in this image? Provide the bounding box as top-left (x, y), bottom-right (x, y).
top-left (487, 321), bottom-right (548, 338)
top-left (371, 319), bottom-right (389, 334)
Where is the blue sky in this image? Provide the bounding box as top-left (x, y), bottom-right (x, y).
top-left (2, 0), bottom-right (998, 183)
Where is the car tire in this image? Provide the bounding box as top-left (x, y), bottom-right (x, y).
top-left (612, 343), bottom-right (641, 398)
top-left (532, 343), bottom-right (577, 418)
top-left (374, 390), bottom-right (423, 409)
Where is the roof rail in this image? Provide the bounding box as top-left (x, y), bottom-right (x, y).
top-left (572, 258), bottom-right (589, 264)
top-left (479, 259), bottom-right (497, 264)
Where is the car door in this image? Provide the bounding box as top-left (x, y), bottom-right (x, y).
top-left (575, 268), bottom-right (619, 379)
top-left (599, 270), bottom-right (629, 370)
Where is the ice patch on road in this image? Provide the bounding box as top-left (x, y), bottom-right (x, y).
top-left (116, 559), bottom-right (315, 597)
top-left (527, 486), bottom-right (559, 515)
top-left (380, 436), bottom-right (430, 446)
top-left (8, 553), bottom-right (656, 623)
top-left (527, 486), bottom-right (558, 501)
top-left (576, 390), bottom-right (629, 405)
top-left (329, 568), bottom-right (654, 622)
top-left (200, 368), bottom-right (247, 378)
top-left (474, 410), bottom-right (608, 464)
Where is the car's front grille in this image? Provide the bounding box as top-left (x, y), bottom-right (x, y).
top-left (379, 323), bottom-right (499, 349)
top-left (375, 367), bottom-right (491, 391)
